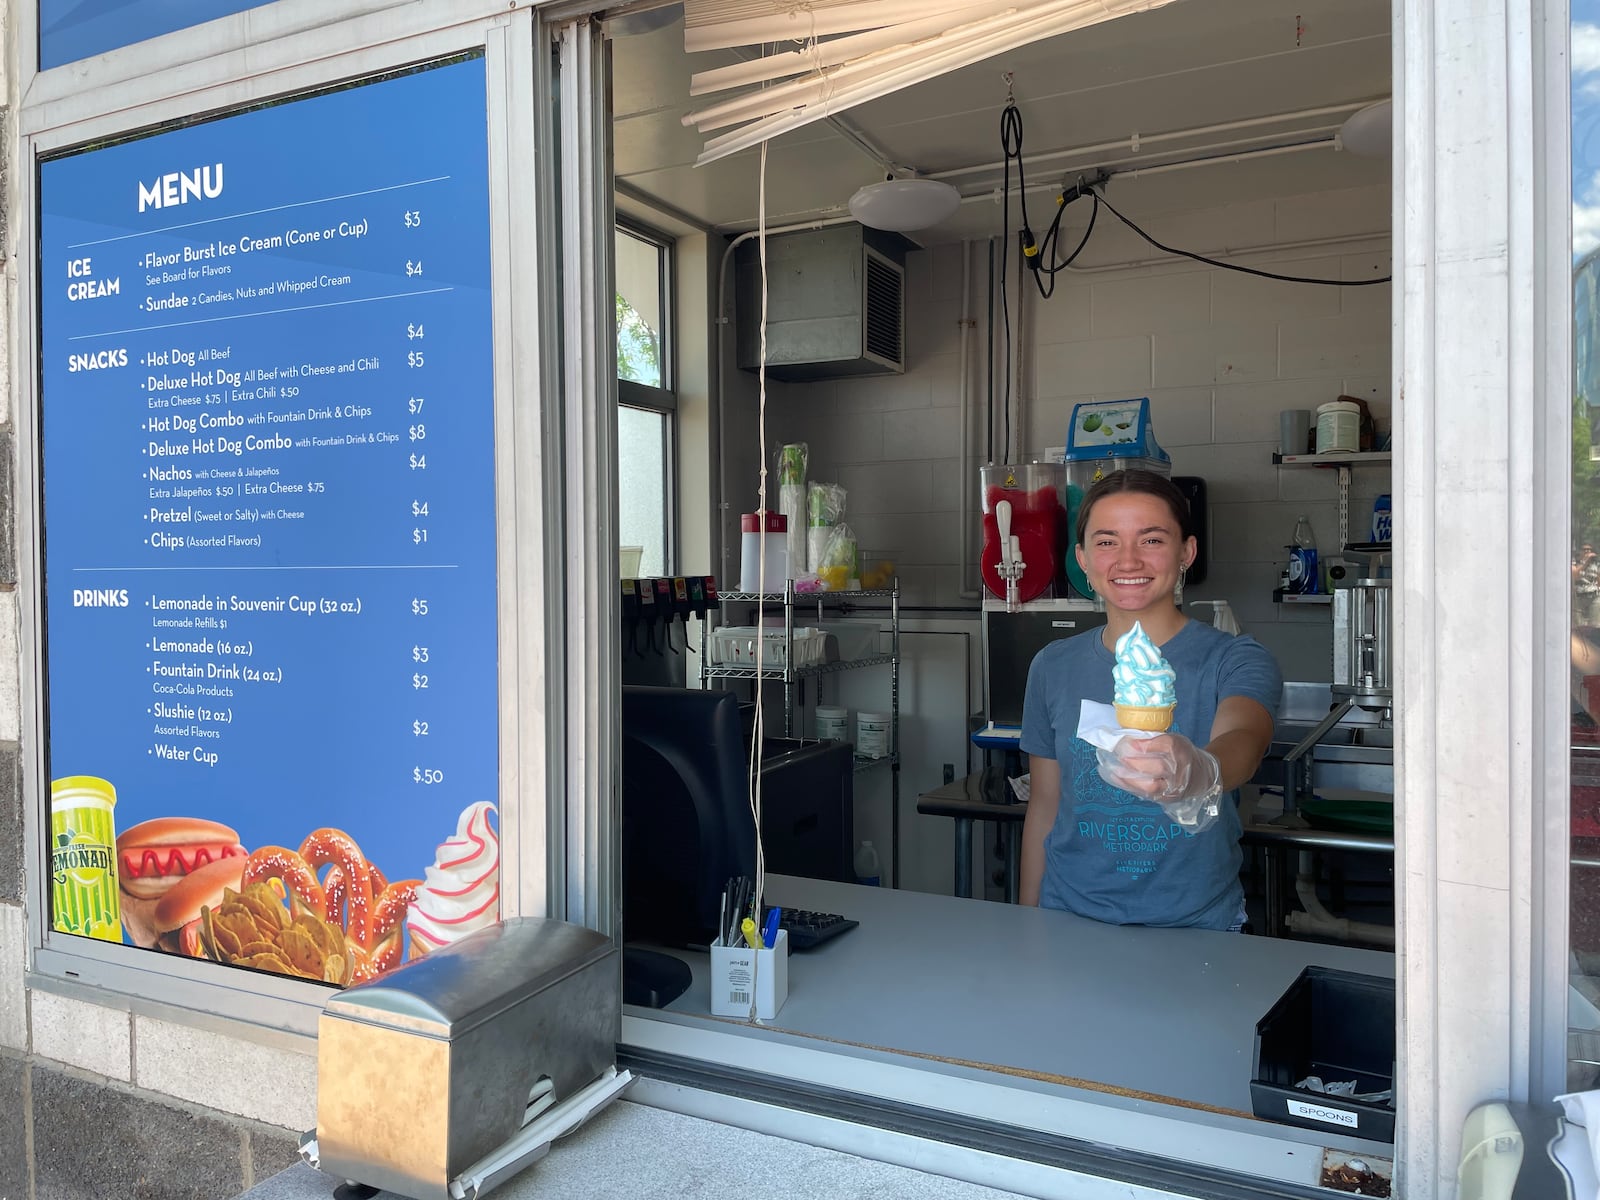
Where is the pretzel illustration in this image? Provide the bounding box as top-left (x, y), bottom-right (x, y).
top-left (240, 832), bottom-right (419, 983)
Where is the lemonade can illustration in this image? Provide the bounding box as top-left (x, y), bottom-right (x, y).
top-left (49, 776), bottom-right (121, 942)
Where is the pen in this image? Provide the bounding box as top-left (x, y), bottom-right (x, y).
top-left (761, 906), bottom-right (781, 948)
top-left (741, 916), bottom-right (763, 951)
top-left (718, 888), bottom-right (729, 948)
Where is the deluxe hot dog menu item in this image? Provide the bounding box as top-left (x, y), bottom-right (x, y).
top-left (38, 57), bottom-right (500, 984)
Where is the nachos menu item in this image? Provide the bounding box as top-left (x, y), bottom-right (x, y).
top-left (1112, 621), bottom-right (1178, 732)
top-left (408, 802), bottom-right (500, 958)
top-left (116, 816), bottom-right (245, 948)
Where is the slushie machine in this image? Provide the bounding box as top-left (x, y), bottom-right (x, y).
top-left (980, 399), bottom-right (1172, 611)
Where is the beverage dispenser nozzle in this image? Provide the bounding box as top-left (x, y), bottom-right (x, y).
top-left (994, 499), bottom-right (1027, 612)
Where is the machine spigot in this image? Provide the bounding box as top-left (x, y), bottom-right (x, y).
top-left (994, 501), bottom-right (1026, 612)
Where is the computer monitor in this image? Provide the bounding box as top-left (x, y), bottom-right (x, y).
top-left (621, 685), bottom-right (756, 949)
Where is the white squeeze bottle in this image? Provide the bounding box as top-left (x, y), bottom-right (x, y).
top-left (854, 840), bottom-right (881, 887)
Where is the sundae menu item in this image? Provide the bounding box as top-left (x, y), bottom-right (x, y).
top-left (1112, 621), bottom-right (1177, 731)
top-left (116, 816), bottom-right (245, 948)
top-left (49, 776), bottom-right (122, 943)
top-left (409, 802), bottom-right (500, 957)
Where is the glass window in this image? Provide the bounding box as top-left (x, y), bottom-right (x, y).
top-left (618, 405), bottom-right (669, 578)
top-left (616, 227), bottom-right (666, 388)
top-left (1574, 0), bottom-right (1600, 1089)
top-left (615, 223), bottom-right (674, 578)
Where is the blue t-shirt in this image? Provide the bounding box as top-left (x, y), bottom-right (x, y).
top-left (1020, 620), bottom-right (1282, 930)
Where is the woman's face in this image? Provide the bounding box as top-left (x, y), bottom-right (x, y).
top-left (1075, 491), bottom-right (1196, 615)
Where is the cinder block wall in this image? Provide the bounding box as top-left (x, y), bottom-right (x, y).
top-left (764, 184), bottom-right (1393, 683)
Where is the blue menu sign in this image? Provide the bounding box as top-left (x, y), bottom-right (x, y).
top-left (39, 0), bottom-right (279, 70)
top-left (38, 57), bottom-right (503, 987)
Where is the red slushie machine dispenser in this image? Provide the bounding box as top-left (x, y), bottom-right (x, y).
top-left (980, 462), bottom-right (1069, 610)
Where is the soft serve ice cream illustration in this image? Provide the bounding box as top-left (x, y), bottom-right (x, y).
top-left (1112, 621), bottom-right (1177, 731)
top-left (408, 801), bottom-right (500, 957)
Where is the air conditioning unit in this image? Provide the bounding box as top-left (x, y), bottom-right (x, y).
top-left (735, 224), bottom-right (908, 381)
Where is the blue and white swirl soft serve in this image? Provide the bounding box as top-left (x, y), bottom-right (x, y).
top-left (1112, 621), bottom-right (1177, 707)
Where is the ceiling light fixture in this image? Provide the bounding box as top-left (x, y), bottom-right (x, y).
top-left (848, 178), bottom-right (961, 232)
top-left (1339, 99), bottom-right (1392, 158)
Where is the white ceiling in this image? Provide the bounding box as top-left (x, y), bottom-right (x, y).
top-left (610, 0), bottom-right (1392, 247)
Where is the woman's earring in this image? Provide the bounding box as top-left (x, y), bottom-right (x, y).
top-left (1174, 566), bottom-right (1187, 606)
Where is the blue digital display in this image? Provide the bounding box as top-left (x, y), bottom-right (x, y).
top-left (40, 0), bottom-right (279, 70)
top-left (38, 57), bottom-right (502, 982)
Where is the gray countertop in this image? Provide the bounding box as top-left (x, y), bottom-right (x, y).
top-left (658, 875), bottom-right (1394, 1125)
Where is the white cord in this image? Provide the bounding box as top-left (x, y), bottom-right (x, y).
top-left (746, 138), bottom-right (770, 1018)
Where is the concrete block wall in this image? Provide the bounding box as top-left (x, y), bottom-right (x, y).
top-left (763, 184), bottom-right (1394, 683)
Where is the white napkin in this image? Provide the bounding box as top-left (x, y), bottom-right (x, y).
top-left (1553, 1091), bottom-right (1600, 1199)
top-left (1075, 698), bottom-right (1164, 753)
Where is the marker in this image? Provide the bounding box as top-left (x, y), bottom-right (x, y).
top-left (761, 907), bottom-right (781, 948)
top-left (741, 917), bottom-right (762, 950)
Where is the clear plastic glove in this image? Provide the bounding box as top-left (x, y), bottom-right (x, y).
top-left (1094, 731), bottom-right (1224, 831)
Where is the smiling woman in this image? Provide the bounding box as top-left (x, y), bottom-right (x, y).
top-left (1019, 469), bottom-right (1281, 930)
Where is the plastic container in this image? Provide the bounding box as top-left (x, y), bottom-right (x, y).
top-left (708, 626), bottom-right (826, 669)
top-left (1251, 967), bottom-right (1395, 1142)
top-left (856, 711), bottom-right (890, 758)
top-left (1288, 515), bottom-right (1320, 595)
top-left (814, 705), bottom-right (849, 741)
top-left (619, 545), bottom-right (643, 578)
top-left (1315, 400), bottom-right (1360, 454)
top-left (1063, 456), bottom-right (1173, 598)
top-left (854, 840), bottom-right (881, 887)
top-left (739, 511), bottom-right (788, 593)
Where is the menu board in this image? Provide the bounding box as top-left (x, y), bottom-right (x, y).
top-left (38, 57), bottom-right (502, 988)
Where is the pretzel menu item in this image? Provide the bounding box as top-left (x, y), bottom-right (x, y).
top-left (239, 828), bottom-right (418, 984)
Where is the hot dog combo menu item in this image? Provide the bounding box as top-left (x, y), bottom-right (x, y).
top-left (38, 57), bottom-right (501, 986)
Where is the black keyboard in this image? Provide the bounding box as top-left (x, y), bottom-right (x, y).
top-left (771, 907), bottom-right (858, 951)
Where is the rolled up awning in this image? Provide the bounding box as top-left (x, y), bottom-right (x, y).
top-left (682, 0), bottom-right (1181, 166)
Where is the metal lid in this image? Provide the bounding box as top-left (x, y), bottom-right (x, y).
top-left (320, 918), bottom-right (613, 1039)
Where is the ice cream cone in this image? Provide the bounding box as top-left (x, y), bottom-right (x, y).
top-left (1115, 703), bottom-right (1174, 732)
top-left (409, 931), bottom-right (432, 961)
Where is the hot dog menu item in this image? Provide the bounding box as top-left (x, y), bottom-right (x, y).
top-left (38, 57), bottom-right (500, 982)
top-left (151, 854), bottom-right (246, 956)
top-left (50, 777), bottom-right (122, 943)
top-left (116, 815), bottom-right (244, 947)
top-left (408, 801), bottom-right (499, 958)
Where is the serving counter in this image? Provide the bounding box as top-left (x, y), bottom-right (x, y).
top-left (651, 874), bottom-right (1394, 1149)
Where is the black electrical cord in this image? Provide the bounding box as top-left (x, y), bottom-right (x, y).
top-left (999, 105), bottom-right (1015, 464)
top-left (996, 96), bottom-right (1393, 290)
top-left (1092, 188), bottom-right (1393, 285)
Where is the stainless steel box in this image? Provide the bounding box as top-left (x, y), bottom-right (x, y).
top-left (314, 918), bottom-right (618, 1199)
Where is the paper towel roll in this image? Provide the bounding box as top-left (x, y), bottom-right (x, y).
top-left (780, 482), bottom-right (806, 577)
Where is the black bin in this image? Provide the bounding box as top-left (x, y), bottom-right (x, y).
top-left (1250, 966), bottom-right (1395, 1143)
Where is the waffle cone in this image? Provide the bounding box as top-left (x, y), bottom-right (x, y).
top-left (1115, 703), bottom-right (1174, 732)
top-left (409, 931), bottom-right (433, 961)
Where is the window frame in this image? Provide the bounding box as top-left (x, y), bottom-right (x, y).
top-left (614, 217), bottom-right (678, 577)
top-left (16, 7), bottom-right (563, 1038)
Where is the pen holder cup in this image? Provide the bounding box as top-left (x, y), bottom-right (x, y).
top-left (710, 929), bottom-right (788, 1019)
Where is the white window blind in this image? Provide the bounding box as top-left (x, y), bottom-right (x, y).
top-left (682, 0), bottom-right (1180, 165)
